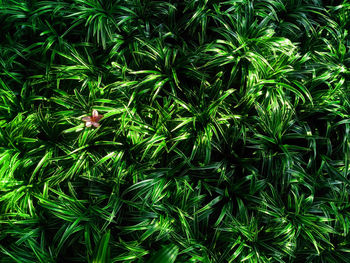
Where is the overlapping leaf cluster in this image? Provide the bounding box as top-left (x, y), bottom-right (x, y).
top-left (0, 0), bottom-right (350, 262)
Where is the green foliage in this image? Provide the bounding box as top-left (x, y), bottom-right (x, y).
top-left (0, 0), bottom-right (350, 262)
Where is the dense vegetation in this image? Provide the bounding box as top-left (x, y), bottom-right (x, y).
top-left (0, 0), bottom-right (349, 262)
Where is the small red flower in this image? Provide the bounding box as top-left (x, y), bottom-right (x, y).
top-left (82, 109), bottom-right (103, 127)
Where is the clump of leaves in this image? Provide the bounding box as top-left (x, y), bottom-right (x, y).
top-left (1, 0), bottom-right (350, 262)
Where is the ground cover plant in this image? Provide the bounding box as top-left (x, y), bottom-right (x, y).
top-left (0, 0), bottom-right (350, 262)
